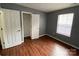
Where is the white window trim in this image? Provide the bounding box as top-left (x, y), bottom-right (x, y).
top-left (56, 13), bottom-right (74, 37)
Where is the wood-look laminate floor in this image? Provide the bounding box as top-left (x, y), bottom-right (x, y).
top-left (0, 35), bottom-right (79, 56)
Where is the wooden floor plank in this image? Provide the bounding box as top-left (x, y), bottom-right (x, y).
top-left (0, 35), bottom-right (79, 56)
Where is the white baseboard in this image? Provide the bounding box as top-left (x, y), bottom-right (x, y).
top-left (24, 34), bottom-right (47, 38)
top-left (39, 34), bottom-right (47, 38)
top-left (24, 35), bottom-right (30, 37)
top-left (45, 34), bottom-right (79, 50)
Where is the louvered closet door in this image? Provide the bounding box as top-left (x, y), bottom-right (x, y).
top-left (3, 9), bottom-right (22, 48)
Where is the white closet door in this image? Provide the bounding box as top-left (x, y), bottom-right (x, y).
top-left (3, 9), bottom-right (22, 48)
top-left (10, 10), bottom-right (22, 46)
top-left (31, 14), bottom-right (40, 39)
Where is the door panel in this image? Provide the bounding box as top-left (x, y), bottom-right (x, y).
top-left (14, 11), bottom-right (21, 43)
top-left (4, 10), bottom-right (13, 47)
top-left (2, 9), bottom-right (22, 48)
top-left (31, 14), bottom-right (40, 39)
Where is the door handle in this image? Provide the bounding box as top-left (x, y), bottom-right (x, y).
top-left (1, 28), bottom-right (3, 30)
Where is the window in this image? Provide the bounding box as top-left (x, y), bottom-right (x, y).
top-left (56, 13), bottom-right (74, 37)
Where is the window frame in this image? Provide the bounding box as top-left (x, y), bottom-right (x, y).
top-left (56, 13), bottom-right (74, 37)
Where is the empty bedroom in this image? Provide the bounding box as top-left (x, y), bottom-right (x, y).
top-left (0, 3), bottom-right (79, 56)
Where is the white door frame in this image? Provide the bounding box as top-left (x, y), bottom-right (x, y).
top-left (21, 11), bottom-right (40, 40)
top-left (21, 11), bottom-right (32, 41)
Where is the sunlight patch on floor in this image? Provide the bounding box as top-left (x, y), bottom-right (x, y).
top-left (52, 44), bottom-right (69, 56)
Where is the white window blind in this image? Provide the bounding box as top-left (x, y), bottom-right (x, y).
top-left (56, 13), bottom-right (74, 37)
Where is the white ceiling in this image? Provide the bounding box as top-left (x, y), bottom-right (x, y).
top-left (18, 3), bottom-right (79, 12)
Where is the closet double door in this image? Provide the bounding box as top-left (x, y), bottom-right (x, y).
top-left (1, 9), bottom-right (22, 49)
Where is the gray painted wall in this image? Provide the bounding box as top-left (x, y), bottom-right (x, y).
top-left (1, 3), bottom-right (46, 35)
top-left (46, 6), bottom-right (79, 48)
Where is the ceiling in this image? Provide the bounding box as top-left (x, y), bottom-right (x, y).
top-left (18, 3), bottom-right (79, 12)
